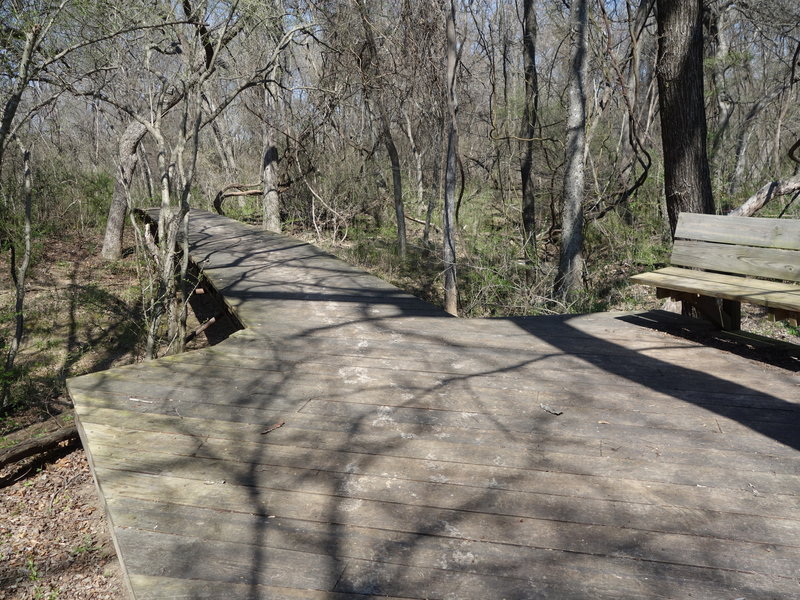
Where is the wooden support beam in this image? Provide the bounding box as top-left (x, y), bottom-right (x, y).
top-left (656, 288), bottom-right (741, 331)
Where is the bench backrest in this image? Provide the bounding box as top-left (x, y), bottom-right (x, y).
top-left (671, 213), bottom-right (800, 282)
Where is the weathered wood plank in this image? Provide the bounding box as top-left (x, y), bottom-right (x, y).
top-left (94, 468), bottom-right (800, 579)
top-left (189, 344), bottom-right (798, 401)
top-left (91, 446), bottom-right (800, 546)
top-left (73, 389), bottom-right (800, 473)
top-left (112, 497), bottom-right (799, 600)
top-left (129, 575), bottom-right (411, 600)
top-left (636, 265), bottom-right (800, 294)
top-left (75, 407), bottom-right (800, 490)
top-left (118, 529), bottom-right (644, 600)
top-left (675, 212), bottom-right (800, 250)
top-left (214, 334), bottom-right (748, 374)
top-left (83, 423), bottom-right (797, 518)
top-left (671, 239), bottom-right (800, 282)
top-left (69, 360), bottom-right (799, 421)
top-left (72, 374), bottom-right (800, 442)
top-left (71, 340), bottom-right (799, 407)
top-left (337, 554), bottom-right (792, 599)
top-left (113, 527), bottom-right (347, 591)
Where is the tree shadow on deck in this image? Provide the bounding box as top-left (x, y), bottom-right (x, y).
top-left (68, 212), bottom-right (800, 599)
top-left (71, 304), bottom-right (800, 599)
top-left (617, 310), bottom-right (800, 372)
top-left (503, 310), bottom-right (800, 452)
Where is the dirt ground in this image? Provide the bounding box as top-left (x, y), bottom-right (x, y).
top-left (0, 230), bottom-right (134, 599)
top-left (0, 232), bottom-right (138, 600)
top-left (0, 228), bottom-right (203, 600)
top-left (0, 449), bottom-right (125, 600)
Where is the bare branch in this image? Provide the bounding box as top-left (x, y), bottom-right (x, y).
top-left (728, 174), bottom-right (800, 217)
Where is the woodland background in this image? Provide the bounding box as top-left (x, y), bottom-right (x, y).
top-left (2, 0), bottom-right (800, 417)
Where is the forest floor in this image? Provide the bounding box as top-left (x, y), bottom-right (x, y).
top-left (0, 230), bottom-right (137, 599)
top-left (1, 228), bottom-right (798, 600)
top-left (0, 229), bottom-right (205, 600)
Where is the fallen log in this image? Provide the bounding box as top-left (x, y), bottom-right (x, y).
top-left (0, 425), bottom-right (79, 469)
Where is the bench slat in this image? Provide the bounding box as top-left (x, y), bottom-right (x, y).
top-left (676, 213), bottom-right (800, 250)
top-left (630, 266), bottom-right (800, 313)
top-left (670, 240), bottom-right (800, 282)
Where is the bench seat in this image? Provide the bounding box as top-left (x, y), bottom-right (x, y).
top-left (631, 266), bottom-right (800, 316)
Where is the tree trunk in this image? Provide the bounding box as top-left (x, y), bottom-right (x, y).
top-left (382, 120), bottom-right (407, 257)
top-left (354, 0), bottom-right (407, 257)
top-left (138, 142), bottom-right (154, 200)
top-left (655, 0), bottom-right (714, 236)
top-left (425, 119), bottom-right (445, 244)
top-left (554, 0), bottom-right (589, 303)
top-left (262, 85), bottom-right (281, 233)
top-left (2, 138), bottom-right (32, 412)
top-left (708, 0), bottom-right (734, 159)
top-left (101, 121), bottom-right (147, 260)
top-left (403, 110), bottom-right (425, 224)
top-left (519, 0), bottom-right (538, 263)
top-left (443, 0), bottom-right (459, 317)
top-left (0, 29), bottom-right (39, 181)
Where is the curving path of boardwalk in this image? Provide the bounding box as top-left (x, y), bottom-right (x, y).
top-left (68, 210), bottom-right (800, 599)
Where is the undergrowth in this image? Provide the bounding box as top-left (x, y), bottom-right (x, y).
top-left (322, 197), bottom-right (674, 318)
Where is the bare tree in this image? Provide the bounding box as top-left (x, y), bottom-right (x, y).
top-left (519, 0), bottom-right (539, 264)
top-left (0, 0), bottom-right (146, 406)
top-left (554, 0), bottom-right (589, 303)
top-left (355, 0), bottom-right (407, 256)
top-left (1, 136), bottom-right (32, 412)
top-left (260, 2), bottom-right (289, 233)
top-left (261, 80), bottom-right (283, 232)
top-left (443, 0), bottom-right (460, 316)
top-left (90, 1), bottom-right (248, 356)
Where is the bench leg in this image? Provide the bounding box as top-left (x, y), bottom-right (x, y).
top-left (721, 299), bottom-right (741, 331)
top-left (768, 308), bottom-right (799, 327)
top-left (679, 295), bottom-right (741, 331)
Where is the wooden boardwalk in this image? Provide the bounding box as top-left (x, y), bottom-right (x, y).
top-left (68, 210), bottom-right (800, 599)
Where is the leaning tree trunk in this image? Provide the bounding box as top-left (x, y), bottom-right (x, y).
top-left (101, 120), bottom-right (147, 260)
top-left (355, 0), bottom-right (407, 257)
top-left (728, 173), bottom-right (800, 217)
top-left (655, 0), bottom-right (714, 236)
top-left (382, 119), bottom-right (407, 257)
top-left (554, 0), bottom-right (589, 303)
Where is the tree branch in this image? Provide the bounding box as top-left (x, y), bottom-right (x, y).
top-left (728, 173), bottom-right (800, 217)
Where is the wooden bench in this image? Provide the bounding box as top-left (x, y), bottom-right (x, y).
top-left (630, 212), bottom-right (800, 331)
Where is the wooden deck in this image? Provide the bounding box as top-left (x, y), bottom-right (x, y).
top-left (68, 210), bottom-right (800, 599)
